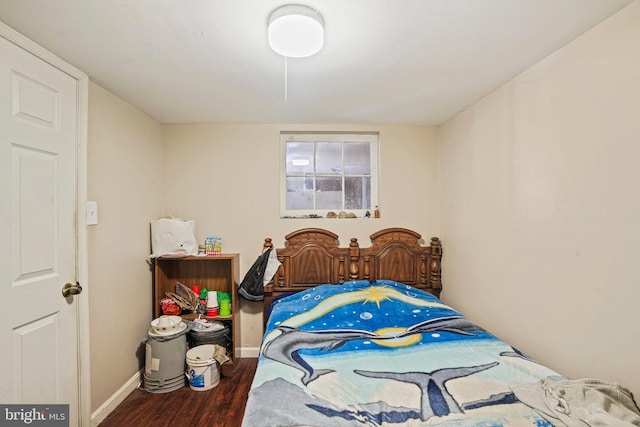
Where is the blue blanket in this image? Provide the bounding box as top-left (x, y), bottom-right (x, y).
top-left (242, 280), bottom-right (561, 426)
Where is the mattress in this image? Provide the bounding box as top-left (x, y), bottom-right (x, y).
top-left (242, 280), bottom-right (568, 426)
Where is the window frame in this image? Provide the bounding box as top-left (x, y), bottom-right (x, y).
top-left (280, 131), bottom-right (379, 218)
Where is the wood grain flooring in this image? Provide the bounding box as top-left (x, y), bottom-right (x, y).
top-left (98, 358), bottom-right (258, 427)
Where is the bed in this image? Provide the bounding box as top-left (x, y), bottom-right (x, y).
top-left (260, 227), bottom-right (443, 324)
top-left (242, 228), bottom-right (640, 427)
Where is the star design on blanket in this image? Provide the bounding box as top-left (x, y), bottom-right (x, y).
top-left (263, 285), bottom-right (452, 344)
top-left (362, 286), bottom-right (391, 308)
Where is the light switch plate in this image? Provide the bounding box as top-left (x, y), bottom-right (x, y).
top-left (86, 201), bottom-right (98, 225)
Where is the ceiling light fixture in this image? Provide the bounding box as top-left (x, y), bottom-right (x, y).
top-left (268, 4), bottom-right (324, 58)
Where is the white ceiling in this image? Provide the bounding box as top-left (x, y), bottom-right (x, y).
top-left (0, 0), bottom-right (633, 126)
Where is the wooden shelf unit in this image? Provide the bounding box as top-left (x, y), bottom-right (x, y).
top-left (153, 254), bottom-right (240, 359)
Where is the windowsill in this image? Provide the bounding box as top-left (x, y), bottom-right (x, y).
top-left (280, 215), bottom-right (378, 219)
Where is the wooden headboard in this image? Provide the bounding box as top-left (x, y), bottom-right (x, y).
top-left (261, 227), bottom-right (442, 319)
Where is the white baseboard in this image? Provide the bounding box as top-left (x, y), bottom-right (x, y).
top-left (91, 369), bottom-right (142, 426)
top-left (238, 346), bottom-right (260, 358)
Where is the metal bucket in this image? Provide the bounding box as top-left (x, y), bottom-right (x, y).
top-left (188, 323), bottom-right (231, 354)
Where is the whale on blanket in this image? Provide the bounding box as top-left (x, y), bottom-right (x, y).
top-left (262, 315), bottom-right (484, 386)
top-left (355, 362), bottom-right (499, 420)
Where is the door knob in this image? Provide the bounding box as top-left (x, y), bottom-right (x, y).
top-left (62, 282), bottom-right (83, 298)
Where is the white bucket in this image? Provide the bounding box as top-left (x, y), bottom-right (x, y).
top-left (186, 344), bottom-right (220, 391)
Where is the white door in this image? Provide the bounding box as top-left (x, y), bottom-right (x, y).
top-left (0, 33), bottom-right (82, 424)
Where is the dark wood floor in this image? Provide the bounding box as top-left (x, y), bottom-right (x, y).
top-left (98, 358), bottom-right (258, 427)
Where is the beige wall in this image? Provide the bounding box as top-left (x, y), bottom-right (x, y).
top-left (438, 1), bottom-right (640, 397)
top-left (87, 82), bottom-right (164, 412)
top-left (161, 123), bottom-right (439, 350)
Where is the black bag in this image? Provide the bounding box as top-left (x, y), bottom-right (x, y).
top-left (238, 247), bottom-right (273, 301)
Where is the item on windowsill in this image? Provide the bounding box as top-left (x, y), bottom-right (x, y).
top-left (374, 205), bottom-right (380, 218)
top-left (326, 211), bottom-right (337, 218)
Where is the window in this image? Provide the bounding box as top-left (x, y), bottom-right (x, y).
top-left (281, 132), bottom-right (379, 218)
